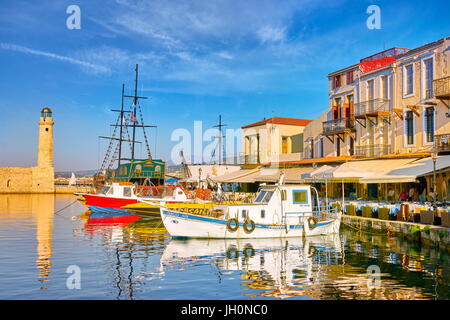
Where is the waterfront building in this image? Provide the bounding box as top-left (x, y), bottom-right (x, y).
top-left (217, 37), bottom-right (450, 201)
top-left (242, 117), bottom-right (312, 165)
top-left (0, 108), bottom-right (55, 193)
top-left (299, 37), bottom-right (450, 201)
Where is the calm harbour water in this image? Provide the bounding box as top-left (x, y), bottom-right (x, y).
top-left (0, 194), bottom-right (449, 300)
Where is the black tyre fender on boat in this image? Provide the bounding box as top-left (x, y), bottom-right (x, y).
top-left (243, 244), bottom-right (255, 258)
top-left (226, 245), bottom-right (239, 259)
top-left (226, 218), bottom-right (239, 232)
top-left (307, 216), bottom-right (319, 230)
top-left (243, 219), bottom-right (256, 234)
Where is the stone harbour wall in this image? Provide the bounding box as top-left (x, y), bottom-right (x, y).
top-left (342, 215), bottom-right (450, 251)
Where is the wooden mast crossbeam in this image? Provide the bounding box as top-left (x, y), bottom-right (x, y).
top-left (99, 136), bottom-right (142, 144)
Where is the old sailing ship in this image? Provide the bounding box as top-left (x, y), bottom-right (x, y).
top-left (78, 65), bottom-right (189, 215)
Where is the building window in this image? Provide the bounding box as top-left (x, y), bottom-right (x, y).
top-left (346, 71), bottom-right (354, 84)
top-left (282, 136), bottom-right (288, 154)
top-left (425, 107), bottom-right (435, 143)
top-left (333, 75), bottom-right (341, 89)
top-left (405, 111), bottom-right (414, 145)
top-left (336, 137), bottom-right (341, 156)
top-left (310, 140), bottom-right (314, 158)
top-left (424, 58), bottom-right (433, 99)
top-left (405, 64), bottom-right (414, 95)
top-left (319, 137), bottom-right (324, 158)
top-left (334, 98), bottom-right (342, 119)
top-left (381, 75), bottom-right (388, 100)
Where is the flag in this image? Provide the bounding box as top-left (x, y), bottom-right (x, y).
top-left (130, 113), bottom-right (138, 124)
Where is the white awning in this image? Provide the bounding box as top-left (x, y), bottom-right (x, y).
top-left (184, 165), bottom-right (241, 182)
top-left (215, 168), bottom-right (261, 183)
top-left (360, 155), bottom-right (450, 183)
top-left (256, 167), bottom-right (314, 183)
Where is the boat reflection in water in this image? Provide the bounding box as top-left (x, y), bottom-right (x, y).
top-left (160, 235), bottom-right (343, 299)
top-left (159, 230), bottom-right (445, 299)
top-left (80, 210), bottom-right (168, 300)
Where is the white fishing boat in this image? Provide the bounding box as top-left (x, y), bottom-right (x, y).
top-left (155, 175), bottom-right (341, 239)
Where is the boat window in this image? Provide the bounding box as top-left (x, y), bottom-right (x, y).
top-left (242, 209), bottom-right (248, 219)
top-left (293, 190), bottom-right (308, 204)
top-left (123, 187), bottom-right (132, 197)
top-left (261, 210), bottom-right (265, 219)
top-left (99, 186), bottom-right (110, 195)
top-left (263, 191), bottom-right (274, 203)
top-left (255, 191), bottom-right (267, 203)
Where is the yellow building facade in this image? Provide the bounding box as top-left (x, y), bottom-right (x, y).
top-left (304, 37), bottom-right (450, 161)
top-left (242, 117), bottom-right (312, 165)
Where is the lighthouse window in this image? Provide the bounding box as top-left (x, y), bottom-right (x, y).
top-left (45, 128), bottom-right (49, 132)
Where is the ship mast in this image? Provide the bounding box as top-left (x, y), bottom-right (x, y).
top-left (123, 64), bottom-right (155, 160)
top-left (213, 115), bottom-right (227, 165)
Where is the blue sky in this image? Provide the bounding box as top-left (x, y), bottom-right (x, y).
top-left (0, 0), bottom-right (449, 171)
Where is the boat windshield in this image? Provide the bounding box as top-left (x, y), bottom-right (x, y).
top-left (255, 190), bottom-right (274, 203)
top-left (99, 186), bottom-right (111, 195)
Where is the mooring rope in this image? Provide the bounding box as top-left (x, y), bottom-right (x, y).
top-left (53, 199), bottom-right (80, 220)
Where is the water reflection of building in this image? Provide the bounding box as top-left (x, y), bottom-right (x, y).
top-left (0, 194), bottom-right (54, 289)
top-left (160, 231), bottom-right (446, 300)
top-left (33, 195), bottom-right (55, 287)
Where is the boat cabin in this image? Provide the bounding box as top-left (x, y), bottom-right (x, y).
top-left (222, 185), bottom-right (317, 225)
top-left (98, 182), bottom-right (188, 201)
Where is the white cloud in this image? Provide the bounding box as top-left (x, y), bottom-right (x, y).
top-left (216, 51), bottom-right (234, 60)
top-left (257, 26), bottom-right (287, 43)
top-left (0, 43), bottom-right (110, 75)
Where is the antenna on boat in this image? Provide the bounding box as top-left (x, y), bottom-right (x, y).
top-left (212, 115), bottom-right (227, 165)
top-left (278, 172), bottom-right (285, 186)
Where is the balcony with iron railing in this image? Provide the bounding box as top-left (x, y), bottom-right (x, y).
top-left (354, 98), bottom-right (390, 118)
top-left (354, 144), bottom-right (392, 158)
top-left (434, 134), bottom-right (450, 154)
top-left (322, 118), bottom-right (355, 135)
top-left (434, 76), bottom-right (450, 99)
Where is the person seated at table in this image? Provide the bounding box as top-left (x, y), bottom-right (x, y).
top-left (408, 186), bottom-right (415, 201)
top-left (399, 191), bottom-right (407, 201)
top-left (388, 187), bottom-right (395, 202)
top-left (419, 191), bottom-right (426, 202)
top-left (412, 188), bottom-right (419, 202)
top-left (428, 188), bottom-right (437, 202)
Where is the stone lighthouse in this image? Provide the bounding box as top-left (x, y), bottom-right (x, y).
top-left (0, 108), bottom-right (55, 193)
top-left (37, 107), bottom-right (54, 168)
top-left (31, 107), bottom-right (55, 192)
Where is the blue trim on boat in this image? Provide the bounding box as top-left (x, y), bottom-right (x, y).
top-left (89, 205), bottom-right (129, 214)
top-left (162, 210), bottom-right (334, 230)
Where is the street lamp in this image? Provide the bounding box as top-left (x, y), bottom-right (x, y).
top-left (432, 151), bottom-right (438, 212)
